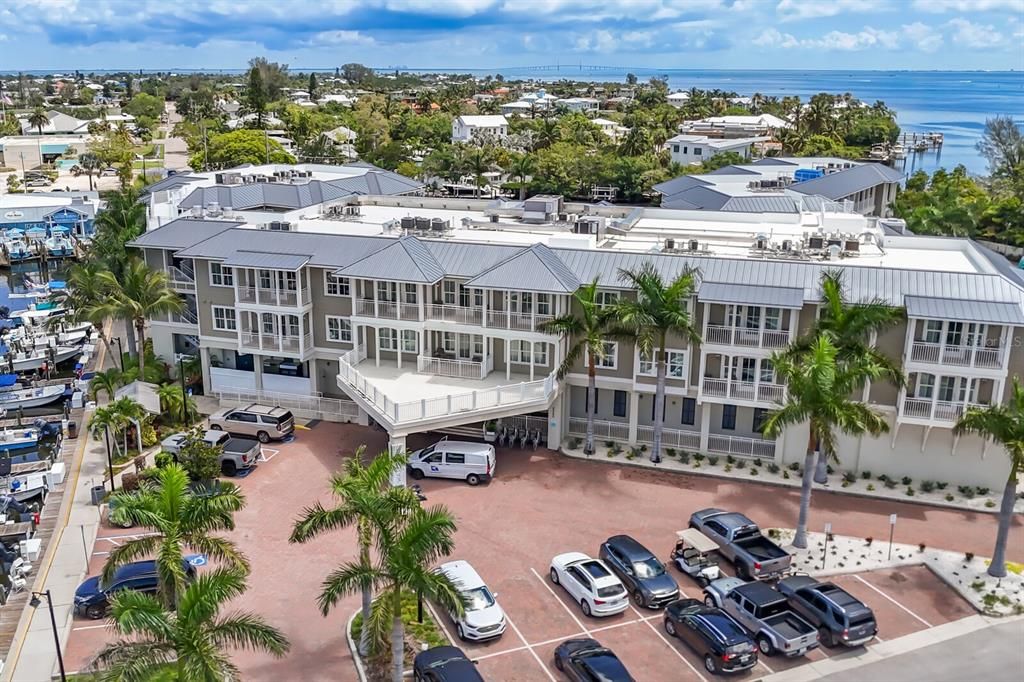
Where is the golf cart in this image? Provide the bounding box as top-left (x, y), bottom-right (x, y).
top-left (670, 528), bottom-right (722, 587)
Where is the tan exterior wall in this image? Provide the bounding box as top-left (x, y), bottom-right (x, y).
top-left (194, 258), bottom-right (238, 339)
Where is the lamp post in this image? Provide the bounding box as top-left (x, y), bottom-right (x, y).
top-left (105, 426), bottom-right (116, 492)
top-left (178, 357), bottom-right (188, 424)
top-left (113, 337), bottom-right (124, 372)
top-left (29, 590), bottom-right (67, 682)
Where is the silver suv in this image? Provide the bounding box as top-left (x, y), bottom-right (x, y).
top-left (208, 403), bottom-right (294, 443)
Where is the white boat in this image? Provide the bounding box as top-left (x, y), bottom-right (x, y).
top-left (0, 428), bottom-right (39, 452)
top-left (45, 234), bottom-right (74, 258)
top-left (2, 231), bottom-right (34, 262)
top-left (6, 322), bottom-right (93, 348)
top-left (11, 304), bottom-right (66, 326)
top-left (0, 385), bottom-right (66, 409)
top-left (1, 345), bottom-right (81, 373)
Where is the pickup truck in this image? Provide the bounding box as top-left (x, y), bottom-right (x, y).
top-left (689, 508), bottom-right (792, 580)
top-left (704, 577), bottom-right (818, 658)
top-left (161, 430), bottom-right (260, 477)
top-left (776, 575), bottom-right (878, 648)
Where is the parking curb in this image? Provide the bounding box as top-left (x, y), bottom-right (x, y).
top-left (345, 610), bottom-right (370, 682)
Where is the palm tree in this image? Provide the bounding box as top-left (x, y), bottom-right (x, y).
top-left (290, 446), bottom-right (413, 656)
top-left (762, 336), bottom-right (889, 549)
top-left (464, 146), bottom-right (495, 198)
top-left (954, 379), bottom-right (1024, 578)
top-left (90, 368), bottom-right (124, 403)
top-left (105, 464), bottom-right (248, 609)
top-left (28, 107), bottom-right (48, 135)
top-left (536, 118), bottom-right (560, 149)
top-left (508, 153), bottom-right (533, 200)
top-left (108, 396), bottom-right (148, 456)
top-left (89, 403), bottom-right (131, 462)
top-left (157, 382), bottom-right (198, 424)
top-left (93, 568), bottom-right (289, 681)
top-left (541, 280), bottom-right (613, 455)
top-left (63, 262), bottom-right (115, 359)
top-left (618, 126), bottom-right (651, 157)
top-left (613, 263), bottom-right (700, 462)
top-left (77, 151), bottom-right (102, 191)
top-left (96, 259), bottom-right (183, 379)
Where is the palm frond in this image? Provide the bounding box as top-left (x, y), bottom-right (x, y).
top-left (207, 611), bottom-right (290, 658)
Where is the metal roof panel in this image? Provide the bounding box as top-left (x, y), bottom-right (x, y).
top-left (904, 296), bottom-right (1024, 325)
top-left (699, 281), bottom-right (804, 308)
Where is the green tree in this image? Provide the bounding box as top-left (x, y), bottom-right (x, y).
top-left (6, 175), bottom-right (22, 194)
top-left (248, 57), bottom-right (290, 101)
top-left (89, 403), bottom-right (132, 462)
top-left (90, 368), bottom-right (124, 403)
top-left (308, 72), bottom-right (318, 102)
top-left (954, 378), bottom-right (1024, 578)
top-left (507, 152), bottom-right (533, 200)
top-left (93, 568), bottom-right (289, 681)
top-left (244, 66), bottom-right (268, 129)
top-left (123, 92), bottom-right (165, 120)
top-left (28, 107), bottom-right (48, 135)
top-left (175, 426), bottom-right (223, 482)
top-left (63, 261), bottom-right (117, 360)
top-left (464, 145), bottom-right (496, 198)
top-left (106, 464), bottom-right (248, 609)
top-left (977, 115), bottom-right (1024, 179)
top-left (763, 336), bottom-right (889, 549)
top-left (77, 151), bottom-right (102, 191)
top-left (190, 129), bottom-right (295, 170)
top-left (541, 280), bottom-right (613, 455)
top-left (613, 263), bottom-right (700, 462)
top-left (158, 382), bottom-right (198, 425)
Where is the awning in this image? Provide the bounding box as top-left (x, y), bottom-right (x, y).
top-left (221, 251), bottom-right (311, 271)
top-left (698, 282), bottom-right (804, 309)
top-left (904, 296), bottom-right (1024, 325)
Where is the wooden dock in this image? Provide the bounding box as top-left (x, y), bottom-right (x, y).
top-left (898, 131), bottom-right (944, 152)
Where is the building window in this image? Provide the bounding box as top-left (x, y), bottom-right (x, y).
top-left (638, 350), bottom-right (654, 376)
top-left (924, 320), bottom-right (942, 344)
top-left (378, 328), bottom-right (398, 351)
top-left (694, 147), bottom-right (702, 156)
top-left (443, 280), bottom-right (457, 305)
top-left (400, 330), bottom-right (418, 352)
top-left (613, 390), bottom-right (627, 418)
top-left (722, 404), bottom-right (737, 430)
top-left (510, 340), bottom-right (530, 364)
top-left (759, 359), bottom-right (774, 384)
top-left (377, 281), bottom-right (397, 302)
top-left (325, 273), bottom-right (350, 296)
top-left (682, 146), bottom-right (688, 154)
top-left (404, 283), bottom-right (418, 304)
top-left (592, 341), bottom-right (617, 369)
top-left (459, 284), bottom-right (471, 307)
top-left (764, 307), bottom-right (781, 331)
top-left (752, 408), bottom-right (768, 433)
top-left (212, 306), bottom-right (236, 331)
top-left (916, 373), bottom-right (935, 399)
top-left (673, 145), bottom-right (680, 153)
top-left (667, 351), bottom-right (686, 379)
top-left (681, 398), bottom-right (696, 425)
top-left (596, 291), bottom-right (618, 308)
top-left (260, 313), bottom-right (275, 335)
top-left (533, 343), bottom-right (548, 365)
top-left (536, 293), bottom-right (551, 315)
top-left (210, 263), bottom-right (233, 287)
top-left (326, 316), bottom-right (352, 342)
top-left (258, 269), bottom-right (272, 290)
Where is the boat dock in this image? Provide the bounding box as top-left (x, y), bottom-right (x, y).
top-left (898, 131), bottom-right (944, 152)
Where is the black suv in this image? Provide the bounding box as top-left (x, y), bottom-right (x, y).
top-left (777, 576), bottom-right (878, 647)
top-left (554, 639), bottom-right (635, 681)
top-left (74, 560), bottom-right (197, 619)
top-left (413, 646), bottom-right (485, 682)
top-left (664, 598), bottom-right (757, 675)
top-left (599, 534), bottom-right (680, 608)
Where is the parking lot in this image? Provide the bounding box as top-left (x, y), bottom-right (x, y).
top-left (62, 422), bottom-right (1013, 680)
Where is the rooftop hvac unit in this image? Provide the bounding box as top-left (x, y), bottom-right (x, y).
top-left (400, 216), bottom-right (416, 230)
top-left (344, 205), bottom-right (361, 216)
top-left (255, 176), bottom-right (269, 183)
top-left (489, 215), bottom-right (499, 223)
top-left (844, 239), bottom-right (860, 252)
top-left (688, 239), bottom-right (699, 252)
top-left (827, 238), bottom-right (842, 247)
top-left (223, 173), bottom-right (242, 185)
top-left (214, 173), bottom-right (225, 184)
top-left (807, 236), bottom-right (825, 250)
top-left (754, 237), bottom-right (768, 250)
top-left (415, 217), bottom-right (430, 231)
top-left (431, 218), bottom-right (446, 232)
top-left (781, 240), bottom-right (792, 251)
top-left (558, 213), bottom-right (568, 222)
top-left (664, 238), bottom-right (675, 252)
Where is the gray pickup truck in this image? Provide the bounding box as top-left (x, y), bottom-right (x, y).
top-left (704, 577), bottom-right (818, 658)
top-left (689, 508), bottom-right (792, 580)
top-left (776, 576), bottom-right (878, 648)
top-left (161, 430), bottom-right (260, 477)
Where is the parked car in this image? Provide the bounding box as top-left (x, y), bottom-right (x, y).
top-left (663, 598), bottom-right (757, 675)
top-left (704, 577), bottom-right (818, 658)
top-left (208, 403), bottom-right (294, 443)
top-left (100, 167), bottom-right (118, 176)
top-left (553, 638), bottom-right (635, 681)
top-left (776, 575), bottom-right (878, 647)
top-left (550, 552), bottom-right (629, 617)
top-left (439, 560), bottom-right (506, 641)
top-left (25, 178), bottom-right (51, 187)
top-left (161, 429), bottom-right (260, 476)
top-left (689, 508), bottom-right (792, 580)
top-left (74, 559), bottom-right (197, 619)
top-left (412, 646), bottom-right (485, 682)
top-left (599, 534), bottom-right (679, 609)
top-left (408, 439), bottom-right (495, 486)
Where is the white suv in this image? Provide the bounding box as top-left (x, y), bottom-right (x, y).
top-left (550, 552), bottom-right (629, 617)
top-left (439, 560), bottom-right (506, 641)
top-left (208, 403), bottom-right (294, 443)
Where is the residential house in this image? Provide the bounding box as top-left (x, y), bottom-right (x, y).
top-left (452, 115), bottom-right (509, 143)
top-left (666, 134), bottom-right (769, 166)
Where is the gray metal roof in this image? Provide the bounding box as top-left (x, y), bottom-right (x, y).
top-left (706, 165), bottom-right (760, 176)
top-left (904, 296), bottom-right (1024, 325)
top-left (426, 240), bottom-right (521, 278)
top-left (175, 229), bottom-right (392, 268)
top-left (661, 185), bottom-right (732, 210)
top-left (336, 236), bottom-right (445, 283)
top-left (466, 243), bottom-right (581, 293)
top-left (140, 174), bottom-right (202, 196)
top-left (222, 250), bottom-right (311, 270)
top-left (129, 218), bottom-right (243, 250)
top-left (751, 158), bottom-right (799, 166)
top-left (719, 196), bottom-right (799, 213)
top-left (698, 281), bottom-right (804, 308)
top-left (652, 175), bottom-right (711, 197)
top-left (790, 163), bottom-right (905, 200)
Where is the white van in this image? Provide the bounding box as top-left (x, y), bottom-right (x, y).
top-left (407, 439), bottom-right (495, 486)
top-left (438, 560), bottom-right (506, 641)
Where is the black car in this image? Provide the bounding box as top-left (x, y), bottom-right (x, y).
top-left (664, 599), bottom-right (757, 675)
top-left (413, 646), bottom-right (485, 682)
top-left (599, 534), bottom-right (680, 608)
top-left (554, 638), bottom-right (635, 681)
top-left (74, 559), bottom-right (197, 619)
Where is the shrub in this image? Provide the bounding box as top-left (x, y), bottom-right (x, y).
top-left (627, 447), bottom-right (642, 459)
top-left (707, 455), bottom-right (719, 466)
top-left (610, 443), bottom-right (623, 455)
top-left (843, 471), bottom-right (857, 484)
top-left (945, 493), bottom-right (955, 502)
top-left (901, 476), bottom-right (913, 486)
top-left (958, 485), bottom-right (976, 498)
top-left (920, 480), bottom-right (936, 493)
top-left (121, 472), bottom-right (141, 492)
top-left (985, 499), bottom-right (996, 508)
top-left (605, 440), bottom-right (614, 448)
top-left (665, 447), bottom-right (677, 458)
top-left (936, 481), bottom-right (948, 490)
top-left (965, 552), bottom-right (975, 562)
top-left (678, 451), bottom-right (690, 464)
top-left (970, 580), bottom-right (986, 591)
top-left (693, 453), bottom-right (705, 463)
top-left (978, 487), bottom-right (990, 495)
top-left (133, 454), bottom-right (148, 474)
top-left (153, 452), bottom-right (174, 469)
top-left (783, 471), bottom-right (790, 480)
top-left (639, 444), bottom-right (648, 452)
top-left (767, 462), bottom-right (780, 474)
top-left (861, 470), bottom-right (872, 480)
top-left (841, 480), bottom-right (851, 488)
top-left (877, 474), bottom-right (888, 482)
top-left (727, 455), bottom-right (736, 464)
top-left (735, 459), bottom-right (746, 469)
top-left (867, 483), bottom-right (875, 491)
top-left (884, 478), bottom-right (897, 489)
top-left (140, 421), bottom-right (159, 447)
top-left (750, 468), bottom-right (759, 476)
top-left (568, 437), bottom-right (581, 450)
top-left (724, 463), bottom-right (733, 472)
top-left (788, 462), bottom-right (800, 471)
top-left (905, 487), bottom-right (915, 497)
top-left (826, 464), bottom-right (835, 475)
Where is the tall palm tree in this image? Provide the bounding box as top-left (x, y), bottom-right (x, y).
top-left (105, 464), bottom-right (248, 609)
top-left (90, 367), bottom-right (124, 403)
top-left (89, 403), bottom-right (131, 462)
top-left (464, 146), bottom-right (495, 198)
top-left (954, 379), bottom-right (1024, 578)
top-left (541, 280), bottom-right (613, 455)
top-left (613, 263), bottom-right (700, 462)
top-left (93, 568), bottom-right (289, 681)
top-left (77, 151), bottom-right (102, 191)
top-left (762, 336), bottom-right (889, 549)
top-left (618, 126), bottom-right (651, 157)
top-left (63, 262), bottom-right (116, 359)
top-left (508, 152), bottom-right (533, 200)
top-left (28, 107), bottom-right (48, 135)
top-left (536, 118), bottom-right (560, 149)
top-left (96, 259), bottom-right (183, 379)
top-left (290, 446), bottom-right (413, 656)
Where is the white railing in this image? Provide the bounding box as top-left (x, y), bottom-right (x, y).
top-left (569, 417), bottom-right (630, 442)
top-left (704, 325), bottom-right (790, 349)
top-left (426, 304), bottom-right (483, 326)
top-left (636, 425), bottom-right (701, 450)
top-left (504, 414), bottom-right (549, 434)
top-left (909, 342), bottom-right (1003, 369)
top-left (356, 299), bottom-right (420, 320)
top-left (237, 286), bottom-right (308, 307)
top-left (167, 265), bottom-right (195, 290)
top-left (701, 377), bottom-right (785, 404)
top-left (707, 434), bottom-right (777, 460)
top-left (170, 308), bottom-right (198, 325)
top-left (486, 310), bottom-right (555, 332)
top-left (417, 355), bottom-right (486, 380)
top-left (338, 347), bottom-right (558, 425)
top-left (215, 388), bottom-right (360, 423)
top-left (901, 397), bottom-right (986, 423)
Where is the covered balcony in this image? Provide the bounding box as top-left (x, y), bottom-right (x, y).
top-left (229, 254), bottom-right (312, 309)
top-left (700, 353), bottom-right (786, 406)
top-left (698, 283), bottom-right (802, 351)
top-left (899, 372), bottom-right (999, 426)
top-left (237, 310), bottom-right (314, 358)
top-left (904, 313), bottom-right (1009, 372)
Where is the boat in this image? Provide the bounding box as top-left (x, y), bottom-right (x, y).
top-left (0, 385), bottom-right (66, 409)
top-left (0, 428), bottom-right (39, 452)
top-left (45, 233), bottom-right (74, 258)
top-left (0, 345), bottom-right (81, 373)
top-left (2, 230), bottom-right (34, 263)
top-left (10, 302), bottom-right (66, 326)
top-left (0, 374), bottom-right (24, 393)
top-left (5, 321), bottom-right (93, 348)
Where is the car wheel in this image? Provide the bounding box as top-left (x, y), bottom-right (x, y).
top-left (209, 424), bottom-right (222, 431)
top-left (85, 604), bottom-right (106, 620)
top-left (550, 567), bottom-right (559, 584)
top-left (257, 431), bottom-right (270, 443)
top-left (757, 635), bottom-right (774, 656)
top-left (221, 461), bottom-right (237, 477)
top-left (456, 624), bottom-right (466, 641)
top-left (819, 627), bottom-right (834, 648)
top-left (466, 474), bottom-right (481, 486)
top-left (554, 655), bottom-right (564, 671)
top-left (704, 595), bottom-right (716, 608)
top-left (410, 468), bottom-right (425, 480)
top-left (633, 590), bottom-right (646, 608)
top-left (581, 599), bottom-right (592, 617)
top-left (704, 655), bottom-right (718, 674)
top-left (664, 619), bottom-right (676, 637)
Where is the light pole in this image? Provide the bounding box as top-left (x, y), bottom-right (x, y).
top-left (29, 590), bottom-right (67, 682)
top-left (105, 426), bottom-right (116, 492)
top-left (179, 357), bottom-right (188, 424)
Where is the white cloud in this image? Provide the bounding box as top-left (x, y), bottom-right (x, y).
top-left (574, 29), bottom-right (617, 53)
top-left (902, 22), bottom-right (944, 52)
top-left (947, 17), bottom-right (1005, 47)
top-left (306, 30), bottom-right (376, 46)
top-left (754, 25), bottom-right (898, 51)
top-left (776, 0), bottom-right (890, 21)
top-left (752, 28), bottom-right (799, 48)
top-left (911, 0), bottom-right (1024, 12)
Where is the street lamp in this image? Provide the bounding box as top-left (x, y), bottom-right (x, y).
top-left (29, 590), bottom-right (67, 682)
top-left (178, 357), bottom-right (188, 424)
top-left (104, 426), bottom-right (116, 492)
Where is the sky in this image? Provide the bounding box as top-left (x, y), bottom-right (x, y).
top-left (0, 0), bottom-right (1022, 72)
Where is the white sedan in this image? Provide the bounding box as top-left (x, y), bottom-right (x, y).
top-left (549, 552), bottom-right (629, 617)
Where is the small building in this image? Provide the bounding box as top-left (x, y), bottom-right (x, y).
top-left (18, 111), bottom-right (87, 135)
top-left (666, 134), bottom-right (769, 166)
top-left (0, 134), bottom-right (91, 168)
top-left (500, 101), bottom-right (534, 117)
top-left (555, 97), bottom-right (600, 115)
top-left (591, 118), bottom-right (629, 141)
top-left (680, 114), bottom-right (791, 139)
top-left (0, 192), bottom-right (99, 237)
top-left (451, 115), bottom-right (509, 143)
top-left (667, 91), bottom-right (691, 108)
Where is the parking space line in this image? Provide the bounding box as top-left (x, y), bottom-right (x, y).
top-left (629, 605), bottom-right (707, 682)
top-left (503, 613), bottom-right (557, 681)
top-left (258, 447), bottom-right (279, 462)
top-left (72, 623), bottom-right (109, 632)
top-left (853, 575), bottom-right (932, 628)
top-left (529, 567), bottom-right (591, 635)
top-left (588, 617), bottom-right (642, 634)
top-left (757, 658), bottom-right (775, 674)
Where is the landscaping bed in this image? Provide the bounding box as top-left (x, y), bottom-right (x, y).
top-left (350, 591), bottom-right (448, 681)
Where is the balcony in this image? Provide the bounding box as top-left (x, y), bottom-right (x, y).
top-left (901, 397), bottom-right (987, 424)
top-left (236, 286), bottom-right (310, 308)
top-left (239, 331), bottom-right (313, 356)
top-left (707, 434), bottom-right (777, 460)
top-left (909, 342), bottom-right (1003, 370)
top-left (704, 325), bottom-right (790, 349)
top-left (355, 299), bottom-right (421, 321)
top-left (417, 355), bottom-right (491, 380)
top-left (167, 265), bottom-right (195, 291)
top-left (701, 377), bottom-right (786, 404)
top-left (166, 308), bottom-right (197, 325)
top-left (425, 304), bottom-right (483, 326)
top-left (486, 310), bottom-right (554, 333)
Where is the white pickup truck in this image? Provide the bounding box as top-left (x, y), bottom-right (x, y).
top-left (161, 430), bottom-right (260, 477)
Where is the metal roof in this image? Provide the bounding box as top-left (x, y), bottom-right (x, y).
top-left (790, 163), bottom-right (905, 200)
top-left (466, 243), bottom-right (581, 293)
top-left (652, 175), bottom-right (711, 197)
top-left (719, 196), bottom-right (799, 213)
top-left (751, 158), bottom-right (799, 166)
top-left (904, 296), bottom-right (1024, 325)
top-left (176, 172), bottom-right (422, 211)
top-left (699, 281), bottom-right (804, 309)
top-left (706, 165), bottom-right (760, 176)
top-left (129, 218), bottom-right (243, 250)
top-left (661, 185), bottom-right (732, 210)
top-left (336, 236), bottom-right (445, 283)
top-left (222, 250), bottom-right (311, 270)
top-left (140, 174), bottom-right (202, 196)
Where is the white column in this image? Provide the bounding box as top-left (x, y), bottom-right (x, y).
top-left (418, 284), bottom-right (425, 321)
top-left (200, 346), bottom-right (212, 392)
top-left (375, 326), bottom-right (381, 367)
top-left (373, 280), bottom-right (379, 318)
top-left (506, 338), bottom-right (511, 380)
top-left (529, 341), bottom-right (535, 381)
top-left (628, 391), bottom-right (639, 444)
top-left (482, 290), bottom-right (489, 328)
top-left (254, 357), bottom-right (264, 390)
top-left (547, 393), bottom-right (563, 449)
top-left (701, 302), bottom-right (709, 343)
top-left (388, 434), bottom-right (407, 487)
top-left (699, 406), bottom-right (711, 453)
top-left (396, 329), bottom-right (402, 369)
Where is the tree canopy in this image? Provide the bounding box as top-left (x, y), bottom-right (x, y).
top-left (189, 129), bottom-right (295, 169)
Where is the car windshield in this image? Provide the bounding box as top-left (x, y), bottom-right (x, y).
top-left (419, 445), bottom-right (435, 458)
top-left (464, 586), bottom-right (495, 611)
top-left (632, 558), bottom-right (665, 578)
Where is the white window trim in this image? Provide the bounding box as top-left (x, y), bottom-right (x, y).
top-left (590, 341), bottom-right (617, 370)
top-left (509, 340), bottom-right (533, 365)
top-left (378, 328), bottom-right (398, 351)
top-left (326, 315), bottom-right (352, 343)
top-left (209, 262), bottom-right (234, 288)
top-left (596, 291), bottom-right (619, 309)
top-left (400, 329), bottom-right (418, 353)
top-left (212, 306), bottom-right (236, 331)
top-left (637, 348), bottom-right (687, 379)
top-left (324, 271), bottom-right (350, 297)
